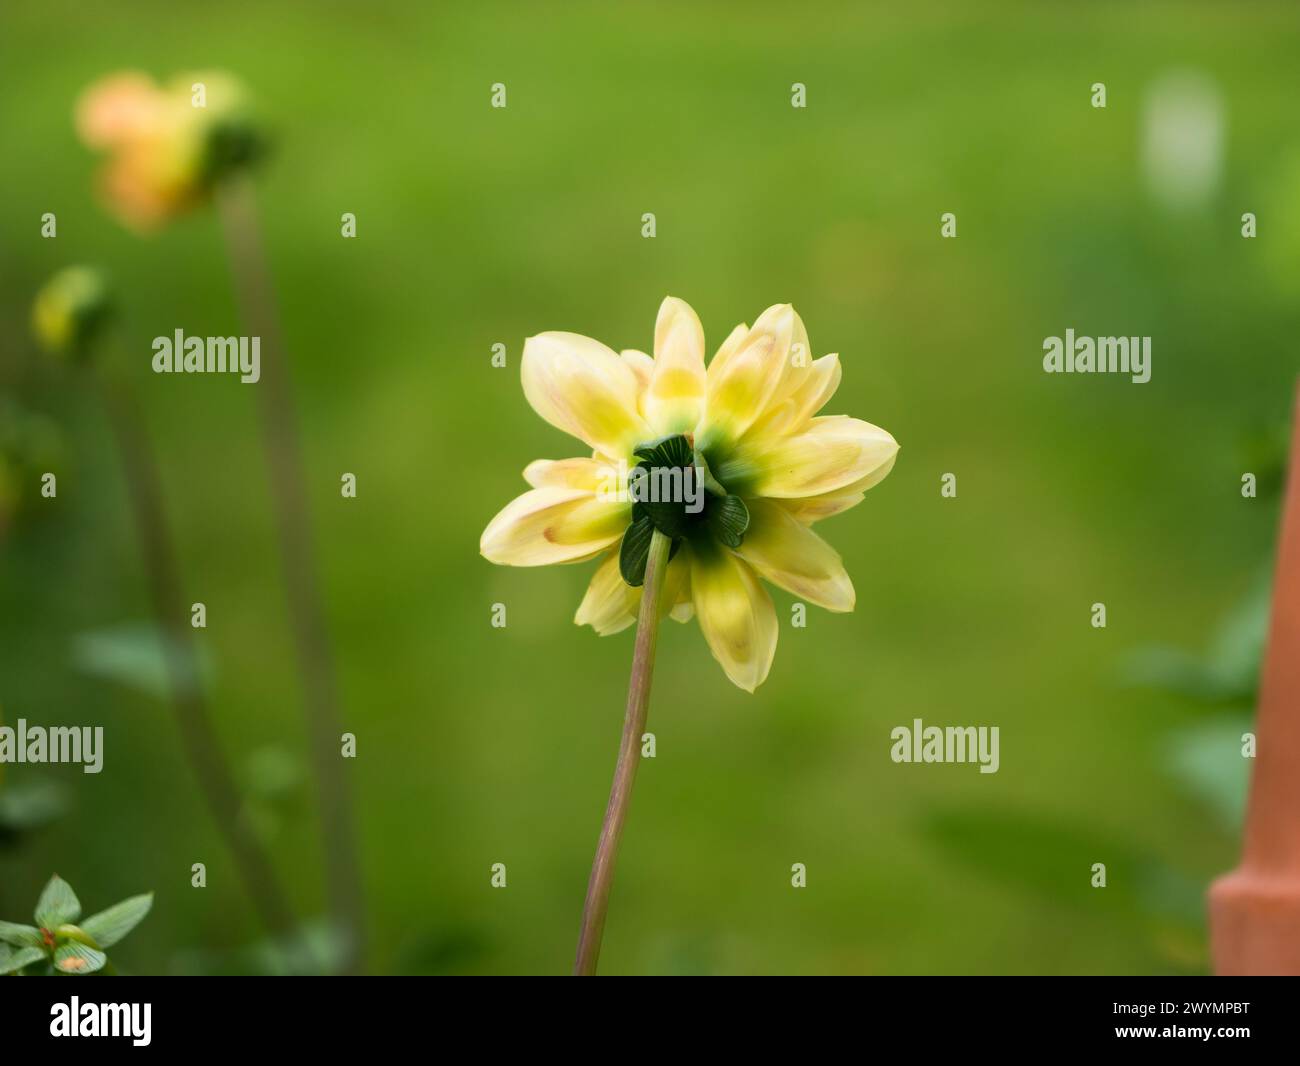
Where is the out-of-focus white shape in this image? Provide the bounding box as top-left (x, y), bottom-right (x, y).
top-left (1141, 71), bottom-right (1225, 210)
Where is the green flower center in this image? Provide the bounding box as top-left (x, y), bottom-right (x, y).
top-left (618, 434), bottom-right (749, 587)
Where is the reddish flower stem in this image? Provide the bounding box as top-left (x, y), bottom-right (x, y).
top-left (574, 528), bottom-right (671, 975)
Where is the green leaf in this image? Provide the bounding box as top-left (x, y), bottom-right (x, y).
top-left (72, 622), bottom-right (211, 700)
top-left (0, 778), bottom-right (70, 836)
top-left (1204, 572), bottom-right (1271, 700)
top-left (1163, 714), bottom-right (1253, 832)
top-left (706, 493), bottom-right (749, 548)
top-left (0, 945), bottom-right (46, 974)
top-left (80, 893), bottom-right (153, 949)
top-left (35, 875), bottom-right (80, 928)
top-left (0, 921), bottom-right (43, 948)
top-left (619, 514), bottom-right (655, 587)
top-left (53, 941), bottom-right (105, 975)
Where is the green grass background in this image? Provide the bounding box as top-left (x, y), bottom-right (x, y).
top-left (1, 1), bottom-right (1298, 974)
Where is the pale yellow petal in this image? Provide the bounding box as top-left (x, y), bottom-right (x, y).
top-left (716, 415), bottom-right (898, 499)
top-left (746, 307), bottom-right (811, 425)
top-left (660, 547), bottom-right (692, 621)
top-left (523, 457), bottom-right (620, 493)
top-left (777, 491), bottom-right (865, 524)
top-left (711, 321), bottom-right (748, 367)
top-left (521, 332), bottom-right (650, 458)
top-left (745, 352), bottom-right (842, 441)
top-left (689, 543), bottom-right (778, 692)
top-left (575, 545), bottom-right (692, 635)
top-left (645, 296), bottom-right (706, 436)
top-left (574, 551), bottom-right (640, 635)
top-left (822, 447), bottom-right (899, 496)
top-left (698, 304), bottom-right (794, 450)
top-left (669, 557), bottom-right (694, 622)
top-left (480, 486), bottom-right (629, 566)
top-left (737, 500), bottom-right (855, 612)
top-left (620, 349), bottom-right (654, 404)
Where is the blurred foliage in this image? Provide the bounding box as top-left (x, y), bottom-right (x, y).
top-left (0, 398), bottom-right (66, 537)
top-left (1162, 714), bottom-right (1253, 833)
top-left (1124, 568), bottom-right (1271, 707)
top-left (71, 622), bottom-right (212, 701)
top-left (0, 779), bottom-right (72, 847)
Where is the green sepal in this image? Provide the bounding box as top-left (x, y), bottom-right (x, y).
top-left (707, 493), bottom-right (750, 549)
top-left (619, 515), bottom-right (656, 587)
top-left (630, 434), bottom-right (705, 540)
top-left (631, 466), bottom-right (702, 539)
top-left (633, 435), bottom-right (694, 469)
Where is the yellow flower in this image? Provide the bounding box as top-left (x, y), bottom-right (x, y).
top-left (76, 70), bottom-right (266, 232)
top-left (481, 298), bottom-right (898, 691)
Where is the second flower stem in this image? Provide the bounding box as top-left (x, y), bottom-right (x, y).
top-left (574, 528), bottom-right (672, 976)
top-left (216, 175), bottom-right (366, 972)
top-left (99, 372), bottom-right (300, 945)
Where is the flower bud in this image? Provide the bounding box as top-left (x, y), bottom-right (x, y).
top-left (77, 70), bottom-right (271, 231)
top-left (31, 266), bottom-right (112, 361)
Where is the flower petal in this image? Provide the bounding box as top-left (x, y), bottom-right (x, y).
top-left (777, 491), bottom-right (865, 524)
top-left (689, 542), bottom-right (778, 692)
top-left (75, 72), bottom-right (160, 148)
top-left (575, 551), bottom-right (640, 635)
top-left (712, 321), bottom-right (749, 365)
top-left (698, 304), bottom-right (794, 450)
top-left (669, 556), bottom-right (694, 621)
top-left (737, 499), bottom-right (855, 611)
top-left (717, 415), bottom-right (898, 499)
top-left (521, 332), bottom-right (650, 458)
top-left (522, 456), bottom-right (620, 492)
top-left (621, 349), bottom-right (654, 401)
top-left (481, 486), bottom-right (628, 566)
top-left (645, 297), bottom-right (706, 435)
top-left (575, 546), bottom-right (692, 635)
top-left (745, 352), bottom-right (842, 441)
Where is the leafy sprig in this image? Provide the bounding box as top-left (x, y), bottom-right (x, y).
top-left (0, 875), bottom-right (152, 975)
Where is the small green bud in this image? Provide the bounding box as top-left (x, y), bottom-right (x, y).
top-left (31, 266), bottom-right (112, 362)
top-left (55, 923), bottom-right (101, 949)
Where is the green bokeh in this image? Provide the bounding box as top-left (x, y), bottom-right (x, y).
top-left (1, 1), bottom-right (1297, 974)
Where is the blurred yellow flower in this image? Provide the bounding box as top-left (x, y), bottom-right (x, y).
top-left (76, 71), bottom-right (266, 231)
top-left (31, 266), bottom-right (111, 359)
top-left (481, 297), bottom-right (898, 691)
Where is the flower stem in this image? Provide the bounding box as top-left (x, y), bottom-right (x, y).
top-left (98, 371), bottom-right (300, 946)
top-left (574, 528), bottom-right (672, 976)
top-left (215, 175), bottom-right (366, 972)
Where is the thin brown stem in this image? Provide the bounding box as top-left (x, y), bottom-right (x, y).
top-left (215, 175), bottom-right (365, 972)
top-left (574, 529), bottom-right (671, 976)
top-left (99, 373), bottom-right (299, 944)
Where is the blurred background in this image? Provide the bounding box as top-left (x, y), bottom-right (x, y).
top-left (2, 1), bottom-right (1299, 975)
